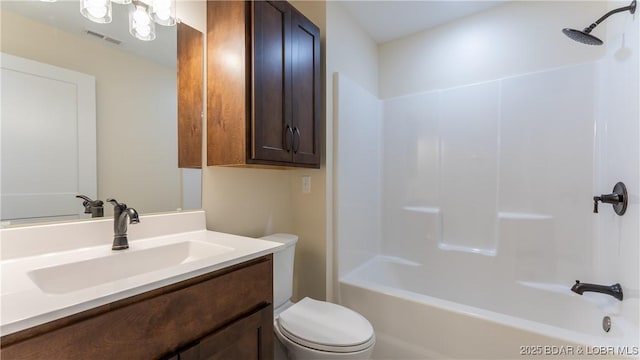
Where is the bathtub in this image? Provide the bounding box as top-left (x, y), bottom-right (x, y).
top-left (339, 256), bottom-right (640, 359)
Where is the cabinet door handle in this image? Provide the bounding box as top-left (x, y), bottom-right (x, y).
top-left (293, 127), bottom-right (301, 153)
top-left (284, 125), bottom-right (294, 152)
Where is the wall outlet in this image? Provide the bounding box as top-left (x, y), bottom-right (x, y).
top-left (302, 176), bottom-right (311, 193)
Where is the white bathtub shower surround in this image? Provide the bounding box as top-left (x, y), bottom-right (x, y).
top-left (335, 62), bottom-right (597, 280)
top-left (334, 74), bottom-right (383, 277)
top-left (335, 62), bottom-right (639, 355)
top-left (438, 82), bottom-right (500, 254)
top-left (381, 62), bottom-right (598, 279)
top-left (593, 0), bottom-right (640, 290)
top-left (334, 1), bottom-right (639, 355)
top-left (341, 256), bottom-right (639, 359)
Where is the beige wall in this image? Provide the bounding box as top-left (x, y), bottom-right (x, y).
top-left (378, 1), bottom-right (607, 98)
top-left (288, 1), bottom-right (327, 302)
top-left (1, 10), bottom-right (181, 216)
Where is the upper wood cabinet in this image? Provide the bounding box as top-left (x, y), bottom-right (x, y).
top-left (177, 22), bottom-right (204, 169)
top-left (207, 0), bottom-right (321, 168)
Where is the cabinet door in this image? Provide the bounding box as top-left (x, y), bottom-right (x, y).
top-left (290, 9), bottom-right (321, 167)
top-left (252, 1), bottom-right (293, 163)
top-left (179, 305), bottom-right (274, 360)
top-left (206, 0), bottom-right (249, 166)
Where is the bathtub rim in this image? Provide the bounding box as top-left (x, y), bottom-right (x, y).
top-left (339, 256), bottom-right (639, 349)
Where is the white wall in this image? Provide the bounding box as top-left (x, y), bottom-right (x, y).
top-left (379, 1), bottom-right (607, 98)
top-left (326, 2), bottom-right (379, 97)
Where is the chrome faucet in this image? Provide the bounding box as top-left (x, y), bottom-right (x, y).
top-left (106, 198), bottom-right (140, 250)
top-left (76, 195), bottom-right (104, 218)
top-left (571, 280), bottom-right (623, 301)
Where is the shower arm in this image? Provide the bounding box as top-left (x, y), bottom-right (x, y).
top-left (583, 0), bottom-right (636, 33)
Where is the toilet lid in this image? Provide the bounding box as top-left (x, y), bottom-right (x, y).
top-left (277, 297), bottom-right (375, 353)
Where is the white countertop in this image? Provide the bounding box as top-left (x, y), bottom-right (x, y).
top-left (0, 210), bottom-right (283, 336)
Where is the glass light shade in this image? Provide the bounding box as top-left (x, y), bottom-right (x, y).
top-left (151, 0), bottom-right (176, 26)
top-left (80, 0), bottom-right (112, 24)
top-left (129, 3), bottom-right (156, 41)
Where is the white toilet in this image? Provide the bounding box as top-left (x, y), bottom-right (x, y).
top-left (261, 234), bottom-right (375, 360)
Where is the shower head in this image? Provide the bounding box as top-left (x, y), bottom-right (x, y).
top-left (562, 28), bottom-right (603, 46)
top-left (563, 0), bottom-right (636, 46)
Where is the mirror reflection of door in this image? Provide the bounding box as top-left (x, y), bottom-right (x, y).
top-left (1, 53), bottom-right (97, 224)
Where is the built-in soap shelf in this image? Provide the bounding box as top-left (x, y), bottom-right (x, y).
top-left (402, 206), bottom-right (440, 214)
top-left (401, 206), bottom-right (553, 257)
top-left (437, 243), bottom-right (497, 256)
top-left (498, 212), bottom-right (552, 220)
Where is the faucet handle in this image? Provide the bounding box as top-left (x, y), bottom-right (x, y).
top-left (106, 198), bottom-right (126, 208)
top-left (76, 194), bottom-right (94, 203)
top-left (77, 194), bottom-right (103, 206)
top-left (76, 195), bottom-right (104, 217)
top-left (593, 182), bottom-right (627, 216)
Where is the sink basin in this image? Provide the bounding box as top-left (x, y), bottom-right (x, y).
top-left (28, 240), bottom-right (233, 294)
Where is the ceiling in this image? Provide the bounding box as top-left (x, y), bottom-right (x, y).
top-left (3, 1), bottom-right (509, 64)
top-left (340, 0), bottom-right (509, 43)
top-left (1, 1), bottom-right (176, 68)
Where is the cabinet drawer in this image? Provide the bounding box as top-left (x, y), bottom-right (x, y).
top-left (1, 256), bottom-right (273, 359)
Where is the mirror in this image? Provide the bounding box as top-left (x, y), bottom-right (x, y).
top-left (0, 1), bottom-right (202, 226)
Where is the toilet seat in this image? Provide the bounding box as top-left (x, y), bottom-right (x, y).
top-left (276, 297), bottom-right (375, 353)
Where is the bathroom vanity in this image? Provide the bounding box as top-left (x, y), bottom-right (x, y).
top-left (0, 210), bottom-right (281, 359)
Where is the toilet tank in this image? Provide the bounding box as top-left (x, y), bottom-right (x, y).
top-left (260, 233), bottom-right (298, 309)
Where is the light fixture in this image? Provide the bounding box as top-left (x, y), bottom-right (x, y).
top-left (150, 0), bottom-right (176, 26)
top-left (129, 1), bottom-right (156, 41)
top-left (77, 0), bottom-right (176, 41)
top-left (80, 0), bottom-right (112, 24)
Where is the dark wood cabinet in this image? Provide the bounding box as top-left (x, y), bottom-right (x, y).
top-left (179, 305), bottom-right (273, 360)
top-left (207, 0), bottom-right (321, 168)
top-left (178, 22), bottom-right (204, 169)
top-left (253, 0), bottom-right (291, 164)
top-left (289, 8), bottom-right (321, 166)
top-left (0, 256), bottom-right (274, 360)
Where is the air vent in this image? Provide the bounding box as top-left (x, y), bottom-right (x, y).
top-left (84, 29), bottom-right (122, 46)
top-left (103, 37), bottom-right (122, 45)
top-left (85, 29), bottom-right (105, 40)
